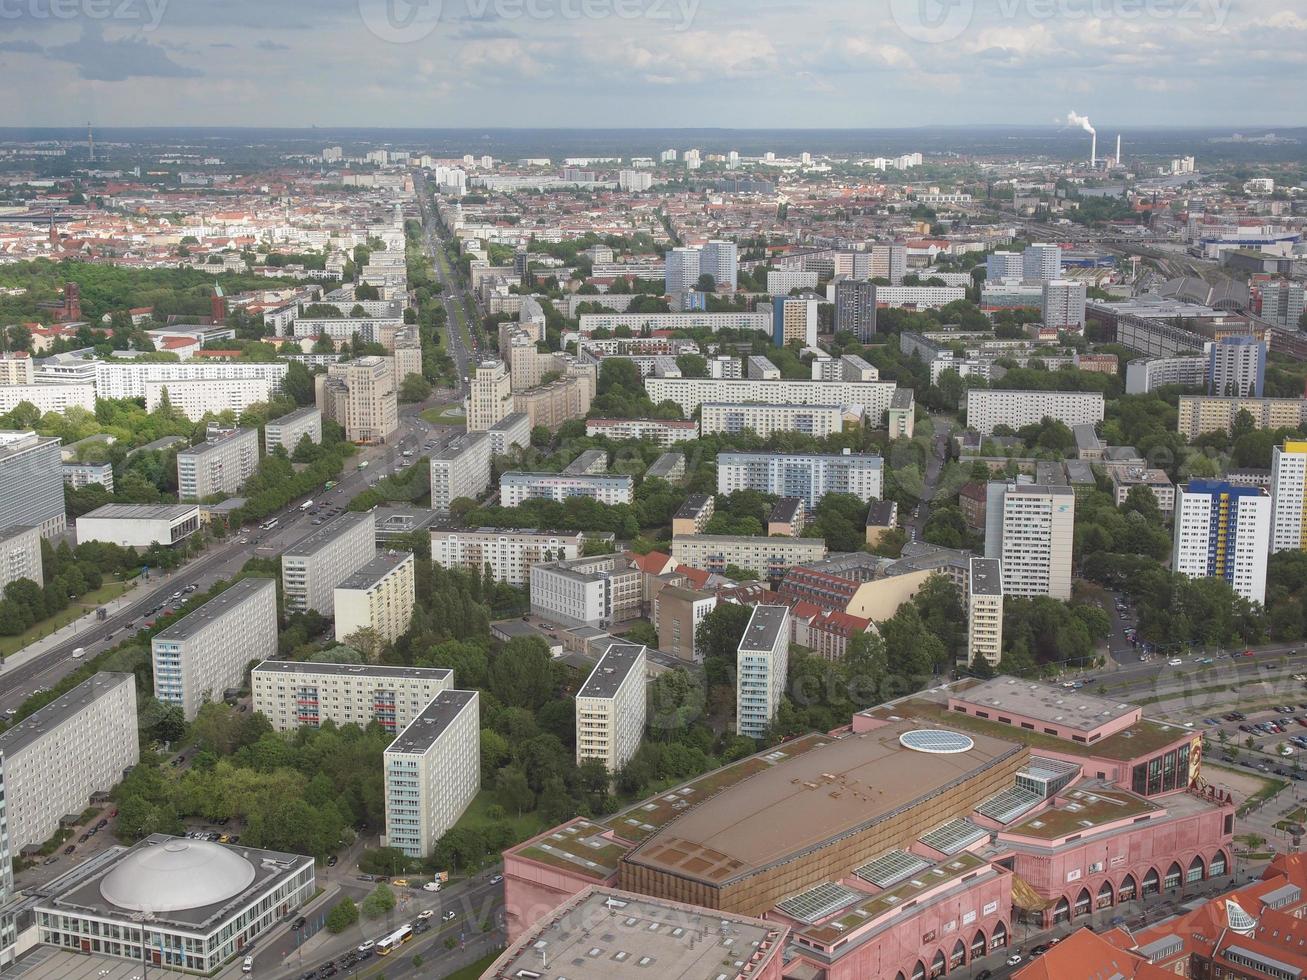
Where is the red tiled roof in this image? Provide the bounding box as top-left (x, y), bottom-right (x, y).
top-left (1014, 928), bottom-right (1171, 980)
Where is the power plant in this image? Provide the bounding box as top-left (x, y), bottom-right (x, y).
top-left (1067, 110), bottom-right (1096, 167)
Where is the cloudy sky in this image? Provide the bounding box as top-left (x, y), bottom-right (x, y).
top-left (0, 0), bottom-right (1302, 128)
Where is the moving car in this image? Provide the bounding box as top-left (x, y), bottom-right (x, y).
top-left (422, 881), bottom-right (441, 892)
top-left (242, 955), bottom-right (254, 973)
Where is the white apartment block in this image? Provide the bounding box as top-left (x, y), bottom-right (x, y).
top-left (0, 384), bottom-right (96, 416)
top-left (264, 406), bottom-right (322, 455)
top-left (1124, 355), bottom-right (1207, 395)
top-left (872, 286), bottom-right (966, 308)
top-left (1173, 482), bottom-right (1271, 605)
top-left (488, 412), bottom-right (531, 455)
top-left (575, 643), bottom-right (647, 773)
top-left (383, 690), bottom-right (480, 858)
top-left (0, 353), bottom-right (34, 385)
top-left (93, 361), bottom-right (288, 401)
top-left (966, 389), bottom-right (1105, 436)
top-left (145, 376), bottom-right (278, 421)
top-left (334, 551), bottom-right (416, 645)
top-left (1042, 280), bottom-right (1088, 331)
top-left (432, 528), bottom-right (584, 586)
top-left (671, 534), bottom-right (827, 580)
top-left (577, 312), bottom-right (772, 336)
top-left (152, 577), bottom-right (278, 721)
top-left (700, 403), bottom-right (845, 439)
top-left (176, 428), bottom-right (259, 500)
top-left (63, 461), bottom-right (113, 491)
top-left (251, 662), bottom-right (453, 734)
top-left (1272, 440), bottom-right (1307, 553)
top-left (717, 451), bottom-right (884, 508)
top-left (500, 471), bottom-right (634, 507)
top-left (747, 355), bottom-right (781, 380)
top-left (709, 355), bottom-right (744, 379)
top-left (585, 417), bottom-right (699, 445)
top-left (529, 553), bottom-right (643, 628)
top-left (767, 269), bottom-right (819, 295)
top-left (736, 605), bottom-right (790, 739)
top-left (966, 557), bottom-right (1004, 668)
top-left (430, 431), bottom-right (492, 513)
top-left (645, 377), bottom-right (901, 420)
top-left (281, 511), bottom-right (376, 616)
top-left (0, 525), bottom-right (41, 591)
top-left (467, 360), bottom-right (514, 431)
top-left (986, 251), bottom-right (1024, 280)
top-left (984, 483), bottom-right (1075, 601)
top-left (0, 672), bottom-right (138, 855)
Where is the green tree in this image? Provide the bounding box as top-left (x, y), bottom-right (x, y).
top-left (326, 898), bottom-right (359, 934)
top-left (360, 883), bottom-right (397, 920)
top-left (494, 766), bottom-right (535, 816)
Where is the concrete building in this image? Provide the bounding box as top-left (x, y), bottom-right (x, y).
top-left (1272, 439), bottom-right (1307, 553)
top-left (984, 482), bottom-right (1075, 600)
top-left (0, 431), bottom-right (65, 537)
top-left (736, 605), bottom-right (790, 738)
top-left (562, 449), bottom-right (608, 476)
top-left (1173, 481), bottom-right (1271, 604)
top-left (251, 661), bottom-right (453, 734)
top-left (872, 285), bottom-right (965, 308)
top-left (530, 553), bottom-right (644, 628)
top-left (768, 497), bottom-right (806, 537)
top-left (967, 557), bottom-right (1004, 668)
top-left (1023, 243), bottom-right (1063, 281)
top-left (1178, 394), bottom-right (1307, 439)
top-left (747, 355), bottom-right (781, 381)
top-left (429, 431), bottom-right (492, 513)
top-left (664, 246), bottom-right (700, 294)
top-left (575, 643), bottom-right (647, 772)
top-left (34, 835), bottom-right (314, 974)
top-left (578, 311), bottom-right (772, 336)
top-left (281, 511), bottom-right (375, 616)
top-left (92, 360), bottom-right (288, 401)
top-left (1125, 354), bottom-right (1208, 394)
top-left (62, 461), bottom-right (113, 491)
top-left (701, 402), bottom-right (845, 439)
top-left (1260, 279), bottom-right (1306, 329)
top-left (145, 376), bottom-right (277, 421)
top-left (176, 428), bottom-right (258, 500)
top-left (773, 296), bottom-right (819, 347)
top-left (383, 690), bottom-right (480, 858)
top-left (671, 494), bottom-right (714, 536)
top-left (865, 499), bottom-right (898, 546)
top-left (333, 551), bottom-right (416, 645)
top-left (0, 352), bottom-right (33, 385)
top-left (585, 417), bottom-right (698, 445)
top-left (263, 406), bottom-right (322, 455)
top-left (717, 451), bottom-right (883, 507)
top-left (488, 411), bottom-right (531, 455)
top-left (500, 471), bottom-right (634, 507)
top-left (671, 534), bottom-right (827, 580)
top-left (0, 672), bottom-right (137, 854)
top-left (75, 503), bottom-right (200, 548)
top-left (152, 578), bottom-right (278, 721)
top-left (1207, 336), bottom-right (1266, 397)
top-left (645, 452), bottom-right (685, 482)
top-left (0, 383), bottom-right (95, 415)
top-left (318, 356), bottom-right (398, 444)
top-left (467, 359), bottom-right (514, 432)
top-left (645, 376), bottom-right (902, 422)
top-left (514, 370), bottom-right (595, 430)
top-left (655, 585), bottom-right (717, 662)
top-left (834, 279), bottom-right (877, 341)
top-left (0, 525), bottom-right (41, 591)
top-left (1041, 280), bottom-right (1087, 331)
top-left (1108, 464), bottom-right (1176, 514)
top-left (431, 528), bottom-right (584, 586)
top-left (888, 387), bottom-right (916, 439)
top-left (966, 389), bottom-right (1105, 436)
top-left (769, 269), bottom-right (820, 295)
top-left (987, 251), bottom-right (1024, 280)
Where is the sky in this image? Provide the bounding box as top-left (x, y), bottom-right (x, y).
top-left (0, 0), bottom-right (1303, 129)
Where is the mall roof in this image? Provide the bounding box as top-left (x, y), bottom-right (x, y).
top-left (953, 677), bottom-right (1140, 734)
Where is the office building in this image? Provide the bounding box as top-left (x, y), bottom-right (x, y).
top-left (985, 483), bottom-right (1075, 600)
top-left (585, 417), bottom-right (698, 445)
top-left (75, 503), bottom-right (200, 548)
top-left (986, 251), bottom-right (1023, 281)
top-left (62, 461), bottom-right (113, 491)
top-left (0, 672), bottom-right (137, 854)
top-left (429, 431), bottom-right (492, 513)
top-left (717, 451), bottom-right (883, 508)
top-left (530, 554), bottom-right (644, 628)
top-left (0, 431), bottom-right (64, 537)
top-left (500, 471), bottom-right (633, 507)
top-left (967, 558), bottom-right (1004, 668)
top-left (655, 585), bottom-right (717, 663)
top-left (575, 643), bottom-right (647, 772)
top-left (966, 389), bottom-right (1105, 436)
top-left (383, 690), bottom-right (480, 858)
top-left (1023, 243), bottom-right (1063, 282)
top-left (318, 356), bottom-right (398, 444)
top-left (34, 835), bottom-right (314, 973)
top-left (333, 551), bottom-right (416, 645)
top-left (773, 296), bottom-right (819, 347)
top-left (1260, 279), bottom-right (1306, 329)
top-left (252, 661), bottom-right (453, 733)
top-left (834, 280), bottom-right (877, 341)
top-left (176, 428), bottom-right (258, 501)
top-left (645, 376), bottom-right (901, 420)
top-left (1042, 280), bottom-right (1087, 331)
top-left (1207, 336), bottom-right (1266, 397)
top-left (736, 605), bottom-right (790, 738)
top-left (671, 534), bottom-right (827, 580)
top-left (431, 528), bottom-right (584, 586)
top-left (1272, 439), bottom-right (1307, 553)
top-left (281, 511), bottom-right (376, 616)
top-left (152, 578), bottom-right (277, 721)
top-left (263, 406), bottom-right (322, 455)
top-left (701, 402), bottom-right (845, 438)
top-left (0, 525), bottom-right (41, 591)
top-left (1173, 481), bottom-right (1271, 604)
top-left (488, 412), bottom-right (531, 455)
top-left (467, 360), bottom-right (514, 432)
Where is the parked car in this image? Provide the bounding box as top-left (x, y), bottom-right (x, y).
top-left (63, 845), bottom-right (75, 855)
top-left (242, 955), bottom-right (254, 973)
top-left (1006, 953), bottom-right (1023, 966)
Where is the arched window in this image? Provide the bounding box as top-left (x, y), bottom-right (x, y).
top-left (991, 921), bottom-right (1008, 949)
top-left (1074, 888), bottom-right (1091, 916)
top-left (1097, 879), bottom-right (1114, 909)
top-left (1164, 862), bottom-right (1182, 890)
top-left (895, 974), bottom-right (906, 980)
top-left (971, 929), bottom-right (987, 958)
top-left (1142, 867), bottom-right (1160, 896)
top-left (1119, 873), bottom-right (1137, 900)
top-left (1187, 854), bottom-right (1206, 883)
top-left (950, 939), bottom-right (966, 969)
top-left (912, 961), bottom-right (926, 980)
top-left (1053, 897), bottom-right (1071, 924)
top-left (1210, 850), bottom-right (1228, 877)
top-left (930, 949), bottom-right (947, 978)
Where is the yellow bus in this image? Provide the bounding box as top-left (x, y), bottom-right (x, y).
top-left (375, 924), bottom-right (413, 956)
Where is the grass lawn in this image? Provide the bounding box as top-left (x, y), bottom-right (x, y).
top-left (0, 577), bottom-right (137, 659)
top-left (454, 791), bottom-right (547, 847)
top-left (439, 951), bottom-right (503, 980)
top-left (422, 404), bottom-right (467, 425)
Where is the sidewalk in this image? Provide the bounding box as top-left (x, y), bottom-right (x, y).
top-left (0, 578), bottom-right (144, 676)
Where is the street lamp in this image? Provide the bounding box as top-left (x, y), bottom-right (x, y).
top-left (130, 909), bottom-right (157, 980)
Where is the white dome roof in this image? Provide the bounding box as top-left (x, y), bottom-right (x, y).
top-left (100, 839), bottom-right (256, 913)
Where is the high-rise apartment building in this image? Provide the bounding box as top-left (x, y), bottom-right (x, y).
top-left (966, 558), bottom-right (1004, 668)
top-left (575, 643), bottom-right (647, 772)
top-left (319, 356), bottom-right (398, 444)
top-left (334, 551), bottom-right (416, 645)
top-left (664, 247), bottom-right (701, 294)
top-left (1023, 243), bottom-right (1063, 282)
top-left (986, 251), bottom-right (1023, 281)
top-left (176, 428), bottom-right (259, 500)
top-left (0, 672), bottom-right (138, 854)
top-left (251, 662), bottom-right (453, 733)
top-left (1207, 337), bottom-right (1266, 398)
top-left (869, 243), bottom-right (907, 284)
top-left (281, 511), bottom-right (376, 616)
top-left (655, 586), bottom-right (717, 663)
top-left (383, 690), bottom-right (480, 858)
top-left (500, 471), bottom-right (634, 507)
top-left (700, 403), bottom-right (845, 439)
top-left (152, 578), bottom-right (278, 720)
top-left (984, 482), bottom-right (1076, 600)
top-left (736, 606), bottom-right (790, 739)
top-left (1041, 280), bottom-right (1087, 331)
top-left (716, 451), bottom-right (883, 507)
top-left (0, 431), bottom-right (65, 537)
top-left (466, 360), bottom-right (514, 432)
top-left (772, 296), bottom-right (819, 348)
top-left (0, 352), bottom-right (33, 386)
top-left (263, 406), bottom-right (322, 455)
top-left (1261, 280), bottom-right (1306, 330)
top-left (429, 431), bottom-right (492, 513)
top-left (698, 240), bottom-right (738, 291)
top-left (1272, 439), bottom-right (1307, 553)
top-left (0, 753), bottom-right (12, 969)
top-left (1173, 481), bottom-right (1271, 604)
top-left (431, 528), bottom-right (583, 586)
top-left (965, 389), bottom-right (1104, 436)
top-left (0, 525), bottom-right (41, 592)
top-left (834, 280), bottom-right (877, 341)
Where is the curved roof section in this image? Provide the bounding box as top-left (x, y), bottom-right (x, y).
top-left (100, 839), bottom-right (256, 913)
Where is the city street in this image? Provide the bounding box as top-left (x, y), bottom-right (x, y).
top-left (413, 172), bottom-right (477, 386)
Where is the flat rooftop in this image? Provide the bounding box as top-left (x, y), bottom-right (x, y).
top-left (283, 510), bottom-right (371, 558)
top-left (252, 660), bottom-right (451, 682)
top-left (153, 577), bottom-right (274, 643)
top-left (578, 644), bottom-right (645, 700)
top-left (717, 450), bottom-right (882, 464)
top-left (501, 471), bottom-right (632, 484)
top-left (265, 406), bottom-right (320, 426)
top-left (486, 887), bottom-right (787, 980)
top-left (739, 605), bottom-right (789, 654)
top-left (336, 550), bottom-right (411, 591)
top-left (79, 503), bottom-right (198, 522)
top-left (489, 411), bottom-right (528, 431)
top-left (1001, 784), bottom-right (1161, 841)
top-left (177, 428), bottom-right (255, 458)
top-left (624, 720), bottom-right (1022, 886)
top-left (434, 430), bottom-right (488, 461)
top-left (674, 494), bottom-right (713, 519)
top-left (969, 558), bottom-right (1003, 597)
top-left (0, 672), bottom-right (133, 757)
top-left (386, 689), bottom-right (477, 755)
top-left (953, 677), bottom-right (1139, 733)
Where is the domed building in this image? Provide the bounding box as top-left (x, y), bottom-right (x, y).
top-left (34, 834), bottom-right (314, 973)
